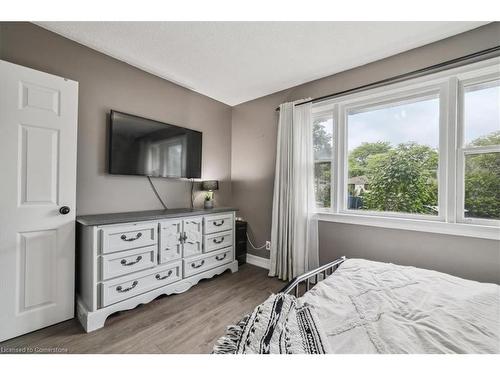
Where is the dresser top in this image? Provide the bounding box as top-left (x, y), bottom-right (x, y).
top-left (76, 206), bottom-right (238, 226)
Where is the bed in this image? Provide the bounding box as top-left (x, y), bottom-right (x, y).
top-left (213, 257), bottom-right (500, 354)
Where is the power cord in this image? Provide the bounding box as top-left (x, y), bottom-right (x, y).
top-left (190, 178), bottom-right (194, 209)
top-left (246, 233), bottom-right (267, 250)
top-left (147, 176), bottom-right (168, 210)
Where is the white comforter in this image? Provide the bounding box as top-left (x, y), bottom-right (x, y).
top-left (300, 259), bottom-right (500, 354)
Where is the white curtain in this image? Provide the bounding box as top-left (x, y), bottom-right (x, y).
top-left (269, 100), bottom-right (319, 281)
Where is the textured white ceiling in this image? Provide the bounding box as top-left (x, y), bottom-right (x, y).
top-left (36, 22), bottom-right (488, 106)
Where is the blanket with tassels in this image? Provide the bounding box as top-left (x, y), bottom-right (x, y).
top-left (212, 293), bottom-right (330, 354)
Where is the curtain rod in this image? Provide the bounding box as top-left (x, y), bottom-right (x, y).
top-left (275, 45), bottom-right (500, 112)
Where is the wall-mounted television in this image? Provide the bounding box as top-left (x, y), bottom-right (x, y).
top-left (108, 110), bottom-right (202, 178)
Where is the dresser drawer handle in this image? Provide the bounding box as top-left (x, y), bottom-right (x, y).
top-left (120, 256), bottom-right (142, 266)
top-left (215, 254), bottom-right (227, 261)
top-left (179, 233), bottom-right (188, 243)
top-left (213, 219), bottom-right (225, 227)
top-left (191, 260), bottom-right (205, 269)
top-left (116, 281), bottom-right (138, 293)
top-left (156, 270), bottom-right (173, 280)
top-left (120, 232), bottom-right (142, 241)
top-left (213, 236), bottom-right (225, 244)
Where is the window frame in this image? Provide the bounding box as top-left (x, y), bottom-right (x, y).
top-left (456, 73), bottom-right (500, 227)
top-left (340, 84), bottom-right (446, 221)
top-left (312, 56), bottom-right (500, 240)
top-left (312, 110), bottom-right (335, 212)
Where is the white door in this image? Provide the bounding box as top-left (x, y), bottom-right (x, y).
top-left (0, 60), bottom-right (78, 341)
top-left (182, 218), bottom-right (203, 257)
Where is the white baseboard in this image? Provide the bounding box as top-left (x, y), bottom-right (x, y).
top-left (246, 253), bottom-right (270, 270)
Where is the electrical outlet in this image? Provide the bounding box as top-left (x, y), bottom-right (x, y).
top-left (265, 241), bottom-right (271, 251)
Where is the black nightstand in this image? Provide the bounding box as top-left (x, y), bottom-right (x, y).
top-left (235, 220), bottom-right (247, 265)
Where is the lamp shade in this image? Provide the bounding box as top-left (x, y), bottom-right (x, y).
top-left (201, 180), bottom-right (219, 191)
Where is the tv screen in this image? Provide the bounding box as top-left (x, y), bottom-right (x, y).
top-left (108, 110), bottom-right (202, 178)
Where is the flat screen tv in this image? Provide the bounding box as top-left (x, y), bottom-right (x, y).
top-left (108, 110), bottom-right (202, 178)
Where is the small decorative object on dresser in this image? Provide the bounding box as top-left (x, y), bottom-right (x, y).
top-left (201, 180), bottom-right (219, 209)
top-left (76, 207), bottom-right (238, 332)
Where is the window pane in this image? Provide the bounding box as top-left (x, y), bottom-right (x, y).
top-left (464, 152), bottom-right (500, 220)
top-left (347, 96), bottom-right (439, 215)
top-left (313, 117), bottom-right (333, 209)
top-left (313, 118), bottom-right (333, 160)
top-left (314, 161), bottom-right (331, 208)
top-left (464, 82), bottom-right (500, 147)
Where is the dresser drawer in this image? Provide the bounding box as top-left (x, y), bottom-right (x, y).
top-left (183, 247), bottom-right (233, 277)
top-left (100, 223), bottom-right (157, 254)
top-left (203, 230), bottom-right (232, 253)
top-left (100, 261), bottom-right (182, 307)
top-left (203, 214), bottom-right (233, 234)
top-left (100, 246), bottom-right (157, 281)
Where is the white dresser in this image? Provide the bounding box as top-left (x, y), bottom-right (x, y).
top-left (76, 208), bottom-right (238, 332)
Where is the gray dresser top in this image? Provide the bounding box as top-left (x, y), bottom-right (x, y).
top-left (76, 207), bottom-right (238, 226)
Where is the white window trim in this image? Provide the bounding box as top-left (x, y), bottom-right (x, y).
top-left (315, 212), bottom-right (500, 240)
top-left (456, 74), bottom-right (500, 227)
top-left (312, 56), bottom-right (500, 240)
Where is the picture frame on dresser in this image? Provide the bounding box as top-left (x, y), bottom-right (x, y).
top-left (76, 208), bottom-right (238, 332)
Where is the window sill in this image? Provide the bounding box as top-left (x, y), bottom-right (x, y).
top-left (315, 212), bottom-right (500, 240)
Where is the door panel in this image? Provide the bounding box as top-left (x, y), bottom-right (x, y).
top-left (183, 217), bottom-right (202, 258)
top-left (0, 60), bottom-right (78, 341)
top-left (19, 81), bottom-right (61, 114)
top-left (19, 124), bottom-right (59, 205)
top-left (159, 219), bottom-right (183, 263)
top-left (18, 230), bottom-right (57, 313)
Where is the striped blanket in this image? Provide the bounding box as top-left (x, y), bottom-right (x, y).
top-left (212, 293), bottom-right (329, 354)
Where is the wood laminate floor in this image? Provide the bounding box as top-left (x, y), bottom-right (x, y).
top-left (1, 264), bottom-right (285, 354)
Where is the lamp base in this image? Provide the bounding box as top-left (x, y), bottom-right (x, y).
top-left (204, 200), bottom-right (214, 209)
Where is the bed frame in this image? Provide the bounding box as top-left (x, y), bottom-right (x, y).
top-left (280, 256), bottom-right (346, 297)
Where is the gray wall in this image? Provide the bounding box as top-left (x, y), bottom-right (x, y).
top-left (1, 22), bottom-right (498, 283)
top-left (319, 222), bottom-right (500, 284)
top-left (0, 22), bottom-right (232, 215)
top-left (231, 23), bottom-right (500, 283)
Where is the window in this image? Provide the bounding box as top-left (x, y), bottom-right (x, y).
top-left (464, 152), bottom-right (499, 220)
top-left (463, 81), bottom-right (500, 146)
top-left (313, 116), bottom-right (333, 208)
top-left (346, 96), bottom-right (440, 216)
top-left (312, 57), bottom-right (500, 239)
top-left (461, 80), bottom-right (500, 222)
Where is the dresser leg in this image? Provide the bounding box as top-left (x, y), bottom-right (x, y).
top-left (76, 298), bottom-right (108, 333)
top-left (229, 260), bottom-right (239, 273)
